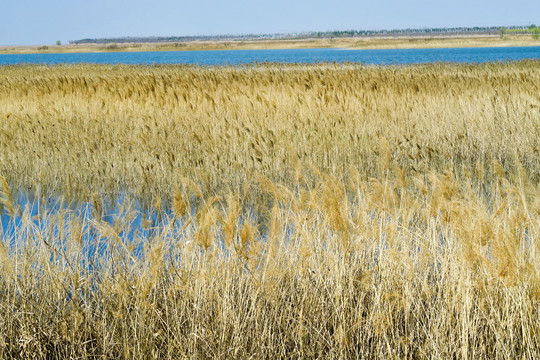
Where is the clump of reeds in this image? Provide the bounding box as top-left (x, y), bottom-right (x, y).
top-left (0, 61), bottom-right (538, 359)
top-left (0, 158), bottom-right (537, 359)
top-left (0, 61), bottom-right (538, 205)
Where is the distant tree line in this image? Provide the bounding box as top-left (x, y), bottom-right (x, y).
top-left (69, 25), bottom-right (537, 45)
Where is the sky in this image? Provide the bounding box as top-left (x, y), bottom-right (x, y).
top-left (1, 0), bottom-right (538, 45)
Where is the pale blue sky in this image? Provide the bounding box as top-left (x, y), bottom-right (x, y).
top-left (1, 0), bottom-right (538, 45)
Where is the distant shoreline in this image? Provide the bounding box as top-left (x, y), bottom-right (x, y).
top-left (1, 34), bottom-right (538, 55)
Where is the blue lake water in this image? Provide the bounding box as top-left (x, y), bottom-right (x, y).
top-left (0, 46), bottom-right (539, 65)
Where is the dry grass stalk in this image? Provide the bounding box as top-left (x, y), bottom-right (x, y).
top-left (0, 61), bottom-right (538, 359)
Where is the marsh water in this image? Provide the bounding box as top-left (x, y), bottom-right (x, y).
top-left (1, 46), bottom-right (539, 65)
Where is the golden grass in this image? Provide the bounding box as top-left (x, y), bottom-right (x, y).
top-left (1, 34), bottom-right (538, 54)
top-left (0, 61), bottom-right (538, 359)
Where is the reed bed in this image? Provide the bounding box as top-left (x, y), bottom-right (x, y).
top-left (0, 61), bottom-right (539, 359)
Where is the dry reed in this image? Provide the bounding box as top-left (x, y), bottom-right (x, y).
top-left (0, 61), bottom-right (538, 359)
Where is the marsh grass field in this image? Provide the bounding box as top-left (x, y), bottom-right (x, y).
top-left (0, 60), bottom-right (539, 358)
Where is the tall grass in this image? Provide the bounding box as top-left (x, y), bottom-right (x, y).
top-left (0, 61), bottom-right (538, 359)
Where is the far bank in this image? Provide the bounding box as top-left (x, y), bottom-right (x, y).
top-left (1, 34), bottom-right (538, 55)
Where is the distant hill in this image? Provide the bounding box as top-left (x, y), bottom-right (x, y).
top-left (70, 25), bottom-right (536, 45)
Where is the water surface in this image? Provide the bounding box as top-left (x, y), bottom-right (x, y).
top-left (1, 46), bottom-right (539, 65)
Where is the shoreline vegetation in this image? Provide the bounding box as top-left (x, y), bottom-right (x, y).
top-left (1, 34), bottom-right (539, 55)
top-left (0, 61), bottom-right (539, 358)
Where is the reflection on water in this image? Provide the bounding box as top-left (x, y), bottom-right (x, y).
top-left (0, 192), bottom-right (267, 270)
top-left (0, 193), bottom-right (186, 268)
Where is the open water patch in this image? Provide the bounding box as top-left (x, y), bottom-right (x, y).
top-left (0, 46), bottom-right (539, 65)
